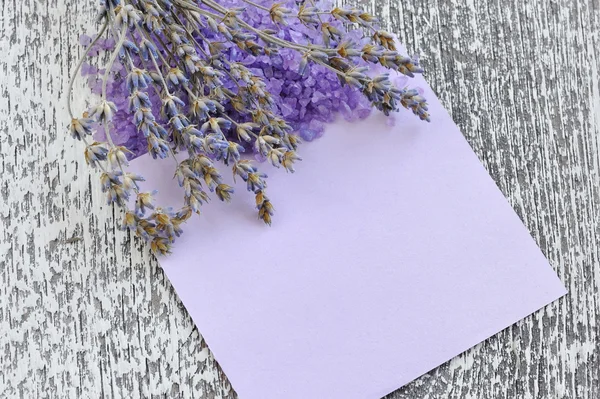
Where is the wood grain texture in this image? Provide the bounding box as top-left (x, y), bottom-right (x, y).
top-left (0, 0), bottom-right (598, 398)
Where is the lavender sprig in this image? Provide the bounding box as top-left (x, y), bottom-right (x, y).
top-left (68, 0), bottom-right (429, 255)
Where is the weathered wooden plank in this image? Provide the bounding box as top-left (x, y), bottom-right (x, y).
top-left (383, 1), bottom-right (600, 398)
top-left (1, 1), bottom-right (233, 398)
top-left (0, 0), bottom-right (598, 398)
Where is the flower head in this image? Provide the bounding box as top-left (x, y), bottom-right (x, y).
top-left (70, 117), bottom-right (94, 140)
top-left (89, 100), bottom-right (117, 123)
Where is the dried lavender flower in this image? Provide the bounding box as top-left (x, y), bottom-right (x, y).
top-left (67, 0), bottom-right (429, 255)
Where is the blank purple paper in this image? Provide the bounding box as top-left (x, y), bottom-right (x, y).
top-left (129, 75), bottom-right (566, 399)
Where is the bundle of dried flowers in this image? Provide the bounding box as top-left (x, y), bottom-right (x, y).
top-left (68, 0), bottom-right (429, 254)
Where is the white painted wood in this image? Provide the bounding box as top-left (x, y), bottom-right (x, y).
top-left (0, 0), bottom-right (598, 398)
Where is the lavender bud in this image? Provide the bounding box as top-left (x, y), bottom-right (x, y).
top-left (70, 117), bottom-right (94, 140)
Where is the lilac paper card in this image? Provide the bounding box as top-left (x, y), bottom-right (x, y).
top-left (129, 75), bottom-right (566, 398)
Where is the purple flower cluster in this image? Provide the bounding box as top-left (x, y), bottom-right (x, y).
top-left (69, 0), bottom-right (429, 254)
top-left (80, 0), bottom-right (421, 159)
top-left (81, 36), bottom-right (161, 156)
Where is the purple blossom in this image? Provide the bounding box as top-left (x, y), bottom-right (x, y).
top-left (80, 0), bottom-right (412, 160)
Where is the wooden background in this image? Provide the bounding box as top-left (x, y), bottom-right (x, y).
top-left (1, 0), bottom-right (599, 398)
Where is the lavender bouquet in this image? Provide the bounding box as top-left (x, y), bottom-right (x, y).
top-left (68, 0), bottom-right (429, 254)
